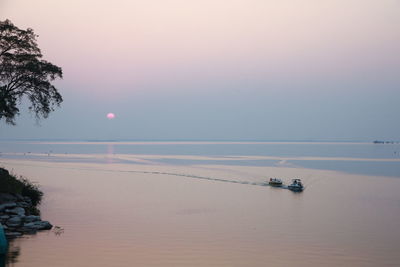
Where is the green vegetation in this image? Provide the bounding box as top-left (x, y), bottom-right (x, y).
top-left (0, 167), bottom-right (43, 206)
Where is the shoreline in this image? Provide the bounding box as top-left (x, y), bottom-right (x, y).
top-left (0, 167), bottom-right (53, 242)
top-left (0, 193), bottom-right (53, 239)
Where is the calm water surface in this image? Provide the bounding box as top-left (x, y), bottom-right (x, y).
top-left (1, 141), bottom-right (400, 177)
top-left (1, 141), bottom-right (400, 266)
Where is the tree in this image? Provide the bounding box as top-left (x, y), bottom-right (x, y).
top-left (0, 19), bottom-right (63, 125)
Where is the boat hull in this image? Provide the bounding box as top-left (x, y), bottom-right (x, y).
top-left (269, 182), bottom-right (283, 187)
top-left (288, 185), bottom-right (303, 192)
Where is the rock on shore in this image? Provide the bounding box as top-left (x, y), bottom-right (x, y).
top-left (0, 193), bottom-right (52, 239)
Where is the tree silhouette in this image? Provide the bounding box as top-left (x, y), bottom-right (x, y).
top-left (0, 19), bottom-right (63, 125)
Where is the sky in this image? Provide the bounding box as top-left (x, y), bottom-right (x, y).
top-left (0, 0), bottom-right (399, 141)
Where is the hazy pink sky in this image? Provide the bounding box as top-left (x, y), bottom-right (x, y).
top-left (1, 0), bottom-right (399, 140)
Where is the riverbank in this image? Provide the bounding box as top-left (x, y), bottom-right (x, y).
top-left (0, 168), bottom-right (52, 240)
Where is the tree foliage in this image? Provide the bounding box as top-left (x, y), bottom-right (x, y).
top-left (0, 19), bottom-right (63, 125)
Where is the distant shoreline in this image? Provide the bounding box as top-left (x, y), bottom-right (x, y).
top-left (0, 138), bottom-right (392, 143)
top-left (1, 140), bottom-right (396, 146)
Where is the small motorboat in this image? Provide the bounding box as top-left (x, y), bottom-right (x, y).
top-left (268, 178), bottom-right (283, 187)
top-left (288, 179), bottom-right (304, 192)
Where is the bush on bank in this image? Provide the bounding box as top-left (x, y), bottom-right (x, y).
top-left (0, 168), bottom-right (43, 206)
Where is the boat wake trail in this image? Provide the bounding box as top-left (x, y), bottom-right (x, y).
top-left (2, 161), bottom-right (294, 190)
top-left (117, 170), bottom-right (271, 187)
top-left (111, 170), bottom-right (295, 190)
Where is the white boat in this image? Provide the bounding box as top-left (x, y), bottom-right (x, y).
top-left (268, 178), bottom-right (283, 187)
top-left (288, 179), bottom-right (304, 192)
